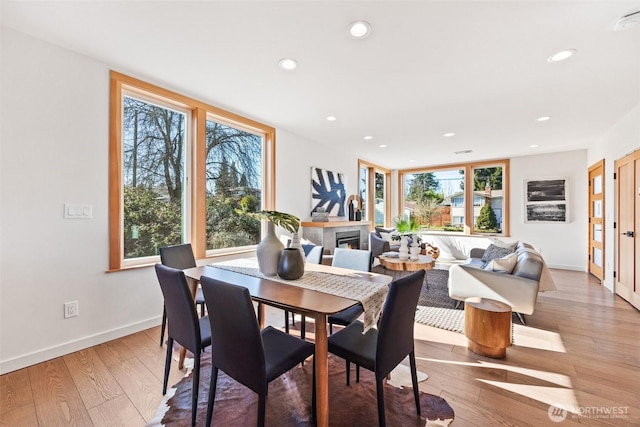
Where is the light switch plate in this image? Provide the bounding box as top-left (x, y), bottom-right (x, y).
top-left (64, 203), bottom-right (92, 219)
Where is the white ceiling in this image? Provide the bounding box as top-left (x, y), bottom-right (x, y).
top-left (2, 1), bottom-right (639, 169)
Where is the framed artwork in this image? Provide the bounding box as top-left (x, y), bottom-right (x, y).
top-left (311, 167), bottom-right (346, 217)
top-left (524, 178), bottom-right (569, 223)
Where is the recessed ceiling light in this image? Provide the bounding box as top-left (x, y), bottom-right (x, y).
top-left (379, 144), bottom-right (387, 148)
top-left (348, 21), bottom-right (371, 39)
top-left (547, 49), bottom-right (576, 62)
top-left (454, 149), bottom-right (472, 155)
top-left (536, 116), bottom-right (552, 122)
top-left (443, 132), bottom-right (455, 137)
top-left (326, 116), bottom-right (337, 121)
top-left (363, 135), bottom-right (373, 140)
top-left (409, 159), bottom-right (416, 163)
top-left (278, 58), bottom-right (297, 70)
top-left (530, 144), bottom-right (540, 148)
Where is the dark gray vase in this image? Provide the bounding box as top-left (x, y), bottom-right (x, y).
top-left (277, 248), bottom-right (305, 280)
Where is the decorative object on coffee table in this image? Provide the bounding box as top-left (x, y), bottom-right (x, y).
top-left (464, 297), bottom-right (511, 358)
top-left (421, 242), bottom-right (440, 259)
top-left (410, 234), bottom-right (420, 260)
top-left (392, 216), bottom-right (419, 261)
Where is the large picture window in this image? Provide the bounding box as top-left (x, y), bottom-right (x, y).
top-left (205, 118), bottom-right (263, 250)
top-left (110, 72), bottom-right (275, 270)
top-left (399, 160), bottom-right (509, 236)
top-left (122, 95), bottom-right (189, 259)
top-left (358, 160), bottom-right (391, 228)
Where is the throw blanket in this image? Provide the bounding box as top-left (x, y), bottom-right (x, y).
top-left (211, 258), bottom-right (388, 332)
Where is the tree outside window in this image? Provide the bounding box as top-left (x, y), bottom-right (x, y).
top-left (123, 96), bottom-right (186, 259)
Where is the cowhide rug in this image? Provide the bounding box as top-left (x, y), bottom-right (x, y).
top-left (150, 351), bottom-right (454, 426)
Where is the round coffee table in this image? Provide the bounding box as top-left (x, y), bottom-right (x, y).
top-left (378, 254), bottom-right (435, 272)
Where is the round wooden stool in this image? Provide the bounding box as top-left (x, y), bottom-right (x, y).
top-left (464, 297), bottom-right (512, 358)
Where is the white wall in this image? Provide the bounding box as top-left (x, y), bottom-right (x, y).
top-left (0, 28), bottom-right (351, 373)
top-left (274, 128), bottom-right (359, 223)
top-left (588, 104), bottom-right (640, 291)
top-left (509, 150), bottom-right (588, 271)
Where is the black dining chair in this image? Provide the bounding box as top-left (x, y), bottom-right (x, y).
top-left (155, 264), bottom-right (212, 427)
top-left (327, 269), bottom-right (425, 427)
top-left (327, 248), bottom-right (372, 334)
top-left (200, 276), bottom-right (316, 427)
top-left (284, 244), bottom-right (323, 340)
top-left (158, 243), bottom-right (206, 346)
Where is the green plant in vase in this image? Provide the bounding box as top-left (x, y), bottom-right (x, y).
top-left (254, 210), bottom-right (304, 279)
top-left (392, 216), bottom-right (420, 260)
top-left (393, 216), bottom-right (419, 236)
top-left (255, 210), bottom-right (300, 234)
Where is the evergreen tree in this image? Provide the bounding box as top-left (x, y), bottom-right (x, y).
top-left (407, 173), bottom-right (441, 203)
top-left (473, 167), bottom-right (502, 190)
top-left (476, 203), bottom-right (498, 230)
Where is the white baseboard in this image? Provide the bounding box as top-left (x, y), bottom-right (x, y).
top-left (0, 316), bottom-right (161, 375)
top-left (546, 264), bottom-right (586, 272)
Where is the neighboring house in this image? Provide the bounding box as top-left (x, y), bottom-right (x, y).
top-left (444, 188), bottom-right (503, 229)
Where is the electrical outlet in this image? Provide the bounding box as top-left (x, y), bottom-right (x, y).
top-left (64, 301), bottom-right (78, 318)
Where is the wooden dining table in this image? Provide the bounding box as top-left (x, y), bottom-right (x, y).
top-left (182, 261), bottom-right (392, 427)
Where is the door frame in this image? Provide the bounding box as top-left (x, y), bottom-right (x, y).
top-left (587, 160), bottom-right (605, 281)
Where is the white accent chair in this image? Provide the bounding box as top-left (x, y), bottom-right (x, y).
top-left (328, 248), bottom-right (372, 334)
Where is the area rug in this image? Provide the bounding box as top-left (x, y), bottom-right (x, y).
top-left (152, 351), bottom-right (454, 426)
top-left (371, 266), bottom-right (467, 333)
top-left (415, 306), bottom-right (465, 333)
top-left (372, 266), bottom-right (459, 310)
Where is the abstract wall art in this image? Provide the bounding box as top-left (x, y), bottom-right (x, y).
top-left (524, 178), bottom-right (569, 223)
top-left (311, 167), bottom-right (346, 217)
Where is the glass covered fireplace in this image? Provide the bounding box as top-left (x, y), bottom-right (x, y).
top-left (335, 230), bottom-right (361, 250)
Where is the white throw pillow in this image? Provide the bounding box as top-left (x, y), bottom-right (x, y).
top-left (379, 231), bottom-right (397, 243)
top-left (300, 237), bottom-right (316, 245)
top-left (485, 252), bottom-right (518, 273)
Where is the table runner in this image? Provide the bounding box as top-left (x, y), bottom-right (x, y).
top-left (210, 258), bottom-right (388, 332)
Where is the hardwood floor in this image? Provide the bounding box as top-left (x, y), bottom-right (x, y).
top-left (1, 269), bottom-right (638, 426)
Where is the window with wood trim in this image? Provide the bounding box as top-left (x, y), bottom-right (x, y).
top-left (358, 160), bottom-right (391, 228)
top-left (109, 71), bottom-right (275, 270)
top-left (398, 160), bottom-right (509, 236)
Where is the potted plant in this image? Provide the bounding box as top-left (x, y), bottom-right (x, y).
top-left (393, 216), bottom-right (419, 235)
top-left (392, 216), bottom-right (420, 260)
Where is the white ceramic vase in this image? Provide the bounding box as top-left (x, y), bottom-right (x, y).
top-left (256, 221), bottom-right (284, 276)
top-left (288, 231), bottom-right (306, 263)
top-left (410, 235), bottom-right (420, 261)
top-left (398, 235), bottom-right (410, 261)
